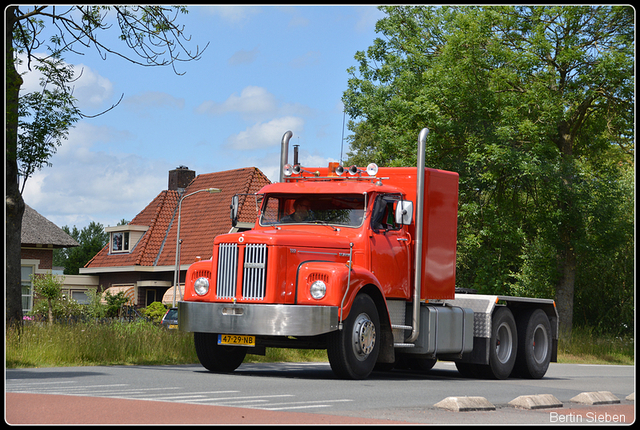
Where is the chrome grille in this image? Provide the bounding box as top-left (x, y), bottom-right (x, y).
top-left (216, 243), bottom-right (267, 300)
top-left (216, 243), bottom-right (238, 299)
top-left (242, 244), bottom-right (267, 300)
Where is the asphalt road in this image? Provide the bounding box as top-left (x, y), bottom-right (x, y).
top-left (6, 361), bottom-right (635, 425)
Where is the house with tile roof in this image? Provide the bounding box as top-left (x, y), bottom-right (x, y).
top-left (80, 166), bottom-right (271, 308)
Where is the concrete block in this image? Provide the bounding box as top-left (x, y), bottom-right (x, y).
top-left (509, 394), bottom-right (563, 410)
top-left (434, 396), bottom-right (496, 412)
top-left (570, 391), bottom-right (620, 405)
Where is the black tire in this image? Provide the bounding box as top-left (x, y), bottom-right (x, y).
top-left (513, 309), bottom-right (552, 379)
top-left (478, 306), bottom-right (517, 379)
top-left (194, 332), bottom-right (247, 373)
top-left (327, 294), bottom-right (380, 380)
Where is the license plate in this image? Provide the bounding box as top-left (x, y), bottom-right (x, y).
top-left (218, 334), bottom-right (255, 347)
top-left (168, 324), bottom-right (178, 329)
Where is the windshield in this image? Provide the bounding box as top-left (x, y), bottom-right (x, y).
top-left (260, 194), bottom-right (366, 227)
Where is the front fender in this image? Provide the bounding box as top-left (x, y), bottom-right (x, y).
top-left (295, 261), bottom-right (383, 319)
top-left (183, 259), bottom-right (214, 301)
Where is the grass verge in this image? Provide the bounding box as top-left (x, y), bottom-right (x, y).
top-left (557, 326), bottom-right (634, 365)
top-left (6, 320), bottom-right (632, 369)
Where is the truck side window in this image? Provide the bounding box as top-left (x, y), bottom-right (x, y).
top-left (371, 194), bottom-right (402, 233)
top-left (261, 196), bottom-right (281, 224)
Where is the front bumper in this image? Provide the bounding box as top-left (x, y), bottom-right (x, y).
top-left (178, 301), bottom-right (339, 336)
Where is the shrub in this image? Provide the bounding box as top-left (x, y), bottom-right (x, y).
top-left (142, 301), bottom-right (168, 323)
top-left (31, 272), bottom-right (64, 324)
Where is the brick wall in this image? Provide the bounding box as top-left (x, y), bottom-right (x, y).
top-left (21, 248), bottom-right (53, 270)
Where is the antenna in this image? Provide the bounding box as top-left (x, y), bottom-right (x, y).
top-left (340, 109), bottom-right (346, 165)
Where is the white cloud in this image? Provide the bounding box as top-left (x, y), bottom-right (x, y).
top-left (16, 53), bottom-right (114, 110)
top-left (203, 5), bottom-right (261, 26)
top-left (195, 86), bottom-right (277, 117)
top-left (226, 117), bottom-right (305, 150)
top-left (21, 122), bottom-right (171, 229)
top-left (71, 64), bottom-right (114, 108)
top-left (195, 86), bottom-right (314, 122)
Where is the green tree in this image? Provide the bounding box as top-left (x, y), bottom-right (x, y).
top-left (104, 291), bottom-right (131, 318)
top-left (17, 56), bottom-right (82, 194)
top-left (53, 222), bottom-right (110, 275)
top-left (343, 6), bottom-right (633, 335)
top-left (6, 6), bottom-right (208, 326)
top-left (32, 272), bottom-right (64, 324)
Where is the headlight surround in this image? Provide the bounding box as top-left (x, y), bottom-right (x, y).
top-left (194, 277), bottom-right (210, 296)
top-left (309, 280), bottom-right (327, 300)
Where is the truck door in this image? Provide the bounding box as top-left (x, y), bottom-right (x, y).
top-left (369, 194), bottom-right (411, 298)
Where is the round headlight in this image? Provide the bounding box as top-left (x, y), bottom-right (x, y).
top-left (194, 277), bottom-right (209, 296)
top-left (310, 280), bottom-right (327, 300)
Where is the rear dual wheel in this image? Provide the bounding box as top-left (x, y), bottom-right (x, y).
top-left (513, 309), bottom-right (552, 379)
top-left (455, 307), bottom-right (552, 380)
top-left (457, 307), bottom-right (517, 379)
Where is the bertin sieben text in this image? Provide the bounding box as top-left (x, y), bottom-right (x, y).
top-left (550, 411), bottom-right (626, 424)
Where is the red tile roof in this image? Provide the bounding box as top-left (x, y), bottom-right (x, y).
top-left (85, 167), bottom-right (271, 270)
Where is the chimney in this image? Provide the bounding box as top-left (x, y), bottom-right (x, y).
top-left (168, 166), bottom-right (195, 192)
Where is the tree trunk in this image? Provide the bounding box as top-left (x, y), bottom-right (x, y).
top-left (555, 242), bottom-right (576, 336)
top-left (6, 6), bottom-right (26, 327)
top-left (47, 298), bottom-right (54, 324)
top-left (553, 122), bottom-right (578, 338)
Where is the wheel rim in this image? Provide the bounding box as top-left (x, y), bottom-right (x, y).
top-left (352, 313), bottom-right (376, 361)
top-left (532, 323), bottom-right (549, 364)
top-left (495, 322), bottom-right (513, 364)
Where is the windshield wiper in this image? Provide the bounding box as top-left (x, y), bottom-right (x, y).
top-left (311, 220), bottom-right (339, 231)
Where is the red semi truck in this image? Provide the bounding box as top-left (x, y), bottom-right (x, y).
top-left (178, 128), bottom-right (558, 380)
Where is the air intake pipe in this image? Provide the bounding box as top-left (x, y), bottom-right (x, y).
top-left (279, 131), bottom-right (293, 182)
top-left (406, 127), bottom-right (429, 343)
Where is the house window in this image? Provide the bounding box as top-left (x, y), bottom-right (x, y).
top-left (21, 265), bottom-right (34, 313)
top-left (71, 290), bottom-right (91, 305)
top-left (111, 231), bottom-right (130, 253)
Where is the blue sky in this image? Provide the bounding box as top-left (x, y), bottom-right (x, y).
top-left (19, 5), bottom-right (386, 230)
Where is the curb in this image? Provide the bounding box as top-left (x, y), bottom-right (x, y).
top-left (570, 391), bottom-right (620, 405)
top-left (434, 396), bottom-right (496, 412)
top-left (509, 394), bottom-right (563, 410)
top-left (435, 391), bottom-right (634, 413)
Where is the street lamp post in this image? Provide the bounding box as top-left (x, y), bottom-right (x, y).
top-left (172, 187), bottom-right (221, 307)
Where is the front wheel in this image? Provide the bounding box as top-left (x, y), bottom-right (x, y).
top-left (194, 332), bottom-right (247, 373)
top-left (327, 294), bottom-right (380, 379)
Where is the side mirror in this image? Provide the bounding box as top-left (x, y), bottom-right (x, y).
top-left (395, 201), bottom-right (413, 225)
top-left (230, 195), bottom-right (239, 227)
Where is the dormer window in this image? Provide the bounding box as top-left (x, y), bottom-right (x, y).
top-left (111, 232), bottom-right (129, 252)
top-left (106, 225), bottom-right (149, 254)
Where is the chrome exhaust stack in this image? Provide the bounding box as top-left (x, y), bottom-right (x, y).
top-left (406, 127), bottom-right (429, 343)
top-left (279, 130), bottom-right (293, 182)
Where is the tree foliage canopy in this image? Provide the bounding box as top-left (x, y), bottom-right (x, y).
top-left (53, 222), bottom-right (110, 275)
top-left (343, 6), bottom-right (634, 335)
